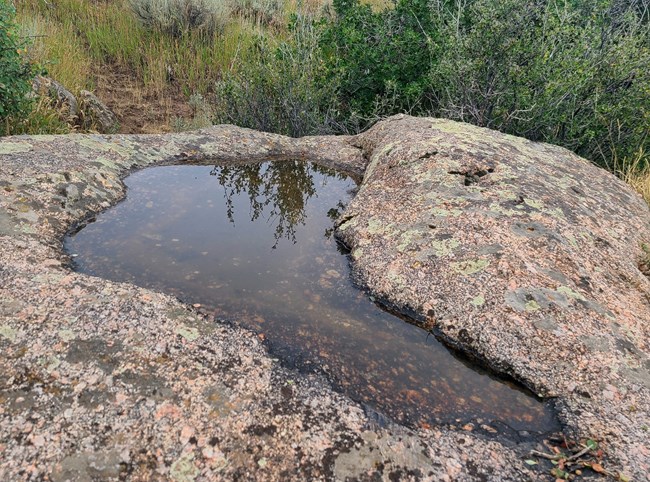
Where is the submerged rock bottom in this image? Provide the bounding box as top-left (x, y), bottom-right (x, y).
top-left (0, 236), bottom-right (541, 481)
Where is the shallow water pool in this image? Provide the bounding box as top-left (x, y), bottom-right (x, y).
top-left (65, 161), bottom-right (557, 434)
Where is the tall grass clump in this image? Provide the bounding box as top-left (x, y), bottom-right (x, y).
top-left (230, 0), bottom-right (287, 27)
top-left (4, 96), bottom-right (74, 136)
top-left (615, 147), bottom-right (650, 204)
top-left (18, 0), bottom-right (146, 70)
top-left (212, 13), bottom-right (340, 137)
top-left (16, 10), bottom-right (92, 95)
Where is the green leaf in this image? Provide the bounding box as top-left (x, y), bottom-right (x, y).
top-left (586, 439), bottom-right (598, 450)
top-left (524, 459), bottom-right (538, 466)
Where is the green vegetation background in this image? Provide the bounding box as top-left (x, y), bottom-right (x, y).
top-left (2, 0), bottom-right (649, 194)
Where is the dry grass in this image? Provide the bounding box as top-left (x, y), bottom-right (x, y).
top-left (615, 149), bottom-right (650, 205)
top-left (14, 0), bottom-right (386, 134)
top-left (2, 96), bottom-right (74, 136)
top-left (15, 0), bottom-right (265, 132)
top-left (627, 169), bottom-right (650, 206)
top-left (16, 9), bottom-right (92, 95)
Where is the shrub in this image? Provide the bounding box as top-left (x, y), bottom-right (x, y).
top-left (320, 0), bottom-right (435, 130)
top-left (128, 0), bottom-right (230, 36)
top-left (431, 0), bottom-right (650, 168)
top-left (172, 92), bottom-right (213, 131)
top-left (0, 1), bottom-right (38, 135)
top-left (212, 13), bottom-right (340, 137)
top-left (320, 0), bottom-right (650, 168)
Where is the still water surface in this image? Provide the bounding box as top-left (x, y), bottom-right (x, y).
top-left (65, 162), bottom-right (557, 433)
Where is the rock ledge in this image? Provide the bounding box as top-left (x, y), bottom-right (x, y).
top-left (1, 116), bottom-right (649, 480)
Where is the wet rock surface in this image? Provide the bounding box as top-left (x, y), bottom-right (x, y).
top-left (1, 116), bottom-right (649, 480)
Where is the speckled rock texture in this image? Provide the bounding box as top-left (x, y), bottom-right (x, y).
top-left (338, 116), bottom-right (650, 479)
top-left (1, 116), bottom-right (648, 480)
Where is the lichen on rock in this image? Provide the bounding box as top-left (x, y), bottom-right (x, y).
top-left (1, 115), bottom-right (649, 480)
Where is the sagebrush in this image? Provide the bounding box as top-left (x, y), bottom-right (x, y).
top-left (128, 0), bottom-right (230, 36)
top-left (212, 13), bottom-right (340, 137)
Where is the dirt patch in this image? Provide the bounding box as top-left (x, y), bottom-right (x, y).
top-left (92, 63), bottom-right (193, 134)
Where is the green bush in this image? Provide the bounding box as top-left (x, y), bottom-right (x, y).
top-left (172, 92), bottom-right (213, 131)
top-left (431, 0), bottom-right (650, 167)
top-left (212, 13), bottom-right (340, 137)
top-left (320, 0), bottom-right (435, 130)
top-left (1, 1), bottom-right (38, 135)
top-left (319, 0), bottom-right (650, 167)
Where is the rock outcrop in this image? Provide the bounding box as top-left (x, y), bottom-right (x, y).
top-left (32, 76), bottom-right (79, 121)
top-left (79, 90), bottom-right (120, 134)
top-left (1, 116), bottom-right (649, 480)
top-left (31, 77), bottom-right (120, 134)
top-left (339, 116), bottom-right (650, 477)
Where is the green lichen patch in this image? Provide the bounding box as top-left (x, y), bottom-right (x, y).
top-left (176, 326), bottom-right (200, 341)
top-left (556, 286), bottom-right (586, 301)
top-left (166, 307), bottom-right (190, 320)
top-left (58, 329), bottom-right (76, 342)
top-left (470, 295), bottom-right (485, 307)
top-left (92, 157), bottom-right (120, 171)
top-left (543, 207), bottom-right (566, 220)
top-left (77, 138), bottom-right (131, 157)
top-left (40, 355), bottom-right (61, 372)
top-left (566, 234), bottom-right (579, 248)
top-left (523, 198), bottom-right (544, 210)
top-left (488, 203), bottom-right (520, 217)
top-left (170, 453), bottom-right (200, 482)
top-left (0, 142), bottom-right (32, 155)
top-left (0, 325), bottom-right (18, 342)
top-left (525, 300), bottom-right (541, 311)
top-left (430, 238), bottom-right (460, 257)
top-left (386, 269), bottom-right (407, 288)
top-left (19, 223), bottom-right (37, 235)
top-left (366, 219), bottom-right (386, 235)
top-left (396, 231), bottom-right (418, 253)
top-left (504, 285), bottom-right (597, 313)
top-left (495, 189), bottom-right (518, 201)
top-left (430, 207), bottom-right (462, 217)
top-left (451, 258), bottom-right (490, 275)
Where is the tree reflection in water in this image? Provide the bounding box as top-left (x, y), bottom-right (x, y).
top-left (210, 161), bottom-right (347, 247)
